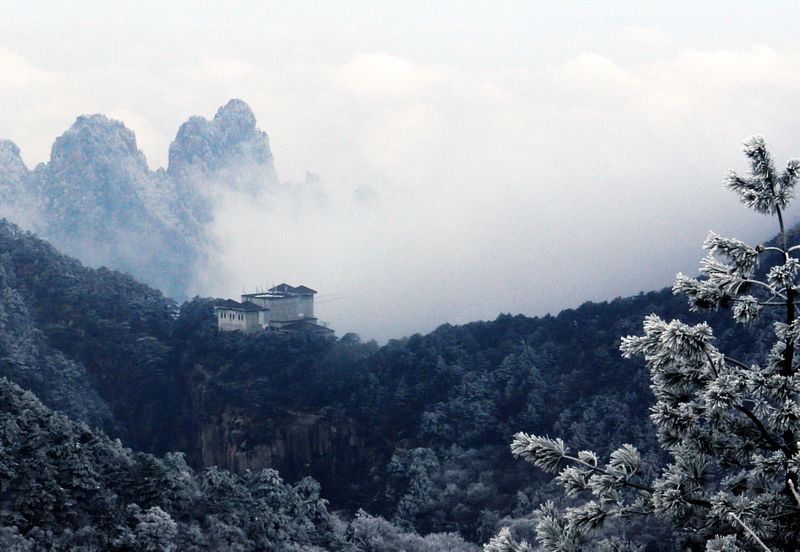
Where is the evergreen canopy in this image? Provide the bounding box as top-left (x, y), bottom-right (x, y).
top-left (487, 137), bottom-right (800, 552)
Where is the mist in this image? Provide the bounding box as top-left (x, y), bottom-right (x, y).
top-left (191, 133), bottom-right (789, 342)
top-left (3, 3), bottom-right (800, 341)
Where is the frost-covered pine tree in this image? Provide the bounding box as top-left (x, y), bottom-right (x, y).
top-left (486, 137), bottom-right (800, 552)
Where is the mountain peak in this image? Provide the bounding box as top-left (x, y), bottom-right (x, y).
top-left (0, 140), bottom-right (31, 192)
top-left (0, 139), bottom-right (22, 158)
top-left (214, 98), bottom-right (257, 130)
top-left (50, 114), bottom-right (147, 170)
top-left (71, 113), bottom-right (133, 138)
top-left (0, 140), bottom-right (26, 172)
top-left (167, 99), bottom-right (277, 188)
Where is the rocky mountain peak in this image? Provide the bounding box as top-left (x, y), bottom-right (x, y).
top-left (0, 140), bottom-right (28, 182)
top-left (0, 139), bottom-right (23, 162)
top-left (167, 99), bottom-right (277, 187)
top-left (49, 114), bottom-right (148, 174)
top-left (41, 113), bottom-right (156, 246)
top-left (214, 98), bottom-right (257, 131)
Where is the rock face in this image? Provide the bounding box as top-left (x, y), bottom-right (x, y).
top-left (193, 405), bottom-right (387, 504)
top-left (0, 140), bottom-right (29, 188)
top-left (169, 99), bottom-right (278, 222)
top-left (33, 114), bottom-right (197, 298)
top-left (44, 118), bottom-right (155, 248)
top-left (183, 357), bottom-right (389, 504)
top-left (0, 99), bottom-right (283, 300)
top-left (0, 140), bottom-right (40, 228)
top-left (169, 99), bottom-right (277, 180)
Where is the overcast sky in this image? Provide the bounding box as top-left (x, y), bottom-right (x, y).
top-left (3, 2), bottom-right (800, 340)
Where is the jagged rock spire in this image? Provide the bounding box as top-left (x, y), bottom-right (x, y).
top-left (167, 98), bottom-right (278, 189)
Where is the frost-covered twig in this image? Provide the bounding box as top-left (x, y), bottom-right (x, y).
top-left (788, 479), bottom-right (800, 509)
top-left (728, 512), bottom-right (773, 552)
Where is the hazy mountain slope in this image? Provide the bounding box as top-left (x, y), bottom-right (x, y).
top-left (0, 220), bottom-right (184, 452)
top-left (0, 212), bottom-right (781, 544)
top-left (167, 281), bottom-right (773, 543)
top-left (0, 99), bottom-right (290, 300)
top-left (0, 223), bottom-right (478, 551)
top-left (0, 140), bottom-right (41, 230)
top-left (0, 249), bottom-right (111, 427)
top-left (168, 99), bottom-right (279, 205)
top-left (38, 114), bottom-right (198, 298)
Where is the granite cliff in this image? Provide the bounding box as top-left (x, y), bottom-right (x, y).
top-left (0, 100), bottom-right (289, 299)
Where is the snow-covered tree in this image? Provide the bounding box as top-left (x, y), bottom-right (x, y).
top-left (486, 136), bottom-right (800, 551)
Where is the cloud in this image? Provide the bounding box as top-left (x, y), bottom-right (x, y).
top-left (334, 53), bottom-right (443, 99)
top-left (179, 57), bottom-right (260, 82)
top-left (105, 108), bottom-right (163, 169)
top-left (557, 52), bottom-right (640, 87)
top-left (648, 45), bottom-right (797, 92)
top-left (4, 43), bottom-right (800, 340)
top-left (547, 52), bottom-right (644, 110)
top-left (0, 47), bottom-right (58, 87)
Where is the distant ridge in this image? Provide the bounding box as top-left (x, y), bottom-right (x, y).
top-left (0, 100), bottom-right (284, 299)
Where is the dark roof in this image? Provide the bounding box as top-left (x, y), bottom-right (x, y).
top-left (293, 285), bottom-right (317, 295)
top-left (268, 283), bottom-right (317, 295)
top-left (279, 319), bottom-right (334, 334)
top-left (280, 318), bottom-right (334, 333)
top-left (216, 299), bottom-right (266, 312)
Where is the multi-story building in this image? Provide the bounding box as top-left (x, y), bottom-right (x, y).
top-left (215, 283), bottom-right (333, 336)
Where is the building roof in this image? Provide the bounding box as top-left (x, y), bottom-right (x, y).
top-left (278, 319), bottom-right (335, 334)
top-left (241, 284), bottom-right (317, 299)
top-left (293, 285), bottom-right (317, 295)
top-left (268, 283), bottom-right (317, 295)
top-left (216, 299), bottom-right (266, 312)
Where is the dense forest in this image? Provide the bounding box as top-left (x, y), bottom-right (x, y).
top-left (0, 217), bottom-right (787, 548)
top-left (0, 376), bottom-right (481, 550)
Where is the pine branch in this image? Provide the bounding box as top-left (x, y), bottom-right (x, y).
top-left (722, 356), bottom-right (752, 371)
top-left (741, 279), bottom-right (788, 300)
top-left (559, 454), bottom-right (712, 508)
top-left (734, 404), bottom-right (789, 455)
top-left (730, 296), bottom-right (786, 307)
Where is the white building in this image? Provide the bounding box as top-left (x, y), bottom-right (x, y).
top-left (215, 299), bottom-right (268, 333)
top-left (215, 283), bottom-right (333, 335)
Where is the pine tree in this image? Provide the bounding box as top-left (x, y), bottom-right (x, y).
top-left (486, 136), bottom-right (800, 551)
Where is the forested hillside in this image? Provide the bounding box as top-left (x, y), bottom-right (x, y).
top-left (0, 377), bottom-right (479, 551)
top-left (0, 217), bottom-right (783, 547)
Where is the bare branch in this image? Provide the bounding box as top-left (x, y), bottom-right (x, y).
top-left (789, 479), bottom-right (800, 509)
top-left (723, 356), bottom-right (753, 371)
top-left (729, 512), bottom-right (774, 552)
